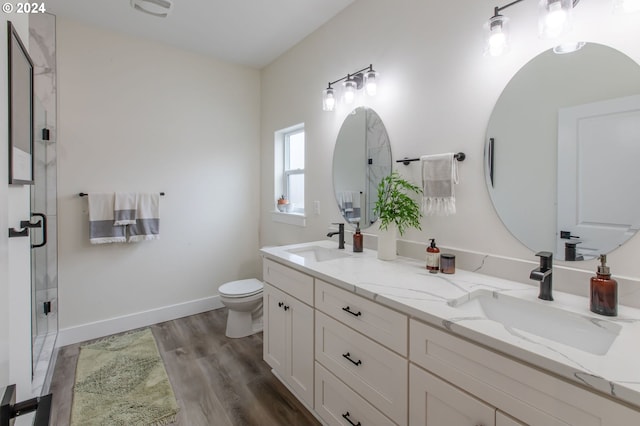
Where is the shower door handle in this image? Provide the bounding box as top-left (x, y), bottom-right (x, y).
top-left (30, 212), bottom-right (47, 249)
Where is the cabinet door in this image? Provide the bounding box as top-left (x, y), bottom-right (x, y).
top-left (287, 295), bottom-right (314, 408)
top-left (263, 283), bottom-right (287, 376)
top-left (410, 364), bottom-right (495, 426)
top-left (497, 411), bottom-right (525, 426)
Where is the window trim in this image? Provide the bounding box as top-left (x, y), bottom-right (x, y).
top-left (274, 123), bottom-right (305, 218)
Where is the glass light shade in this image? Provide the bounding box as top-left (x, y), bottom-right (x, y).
top-left (484, 15), bottom-right (509, 57)
top-left (322, 87), bottom-right (335, 111)
top-left (613, 0), bottom-right (640, 14)
top-left (538, 0), bottom-right (573, 40)
top-left (343, 79), bottom-right (357, 104)
top-left (364, 70), bottom-right (379, 96)
top-left (553, 40), bottom-right (585, 54)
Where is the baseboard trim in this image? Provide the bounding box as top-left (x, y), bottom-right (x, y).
top-left (57, 295), bottom-right (224, 347)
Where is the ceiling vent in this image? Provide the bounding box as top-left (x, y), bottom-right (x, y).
top-left (130, 0), bottom-right (173, 18)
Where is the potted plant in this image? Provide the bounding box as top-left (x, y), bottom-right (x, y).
top-left (373, 171), bottom-right (423, 259)
top-left (277, 194), bottom-right (291, 212)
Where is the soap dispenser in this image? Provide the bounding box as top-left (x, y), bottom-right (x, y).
top-left (426, 239), bottom-right (440, 273)
top-left (353, 222), bottom-right (363, 253)
top-left (590, 254), bottom-right (617, 317)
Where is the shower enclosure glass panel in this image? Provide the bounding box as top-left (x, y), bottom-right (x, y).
top-left (31, 97), bottom-right (57, 388)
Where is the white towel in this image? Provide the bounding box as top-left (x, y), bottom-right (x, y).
top-left (114, 192), bottom-right (137, 225)
top-left (128, 193), bottom-right (160, 242)
top-left (88, 193), bottom-right (126, 244)
top-left (421, 153), bottom-right (459, 216)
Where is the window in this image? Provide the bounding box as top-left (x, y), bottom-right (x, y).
top-left (275, 124), bottom-right (305, 218)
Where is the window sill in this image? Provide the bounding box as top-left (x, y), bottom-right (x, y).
top-left (271, 211), bottom-right (306, 227)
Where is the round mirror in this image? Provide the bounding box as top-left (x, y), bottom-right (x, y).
top-left (485, 43), bottom-right (640, 261)
top-left (333, 107), bottom-right (392, 229)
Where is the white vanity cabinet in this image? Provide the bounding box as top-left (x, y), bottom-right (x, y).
top-left (314, 279), bottom-right (408, 425)
top-left (409, 319), bottom-right (640, 426)
top-left (260, 246), bottom-right (640, 426)
top-left (262, 259), bottom-right (314, 408)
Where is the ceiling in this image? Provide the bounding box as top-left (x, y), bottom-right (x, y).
top-left (44, 0), bottom-right (355, 68)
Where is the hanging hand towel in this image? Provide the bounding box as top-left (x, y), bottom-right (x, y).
top-left (128, 193), bottom-right (160, 242)
top-left (421, 153), bottom-right (459, 216)
top-left (114, 192), bottom-right (138, 225)
top-left (88, 193), bottom-right (126, 244)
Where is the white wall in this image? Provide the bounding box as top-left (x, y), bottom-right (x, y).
top-left (56, 18), bottom-right (261, 343)
top-left (260, 1), bottom-right (640, 302)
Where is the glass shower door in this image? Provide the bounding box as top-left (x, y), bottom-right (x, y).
top-left (30, 97), bottom-right (58, 390)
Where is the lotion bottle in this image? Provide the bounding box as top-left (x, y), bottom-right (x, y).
top-left (426, 239), bottom-right (440, 273)
top-left (353, 222), bottom-right (363, 253)
top-left (590, 254), bottom-right (617, 316)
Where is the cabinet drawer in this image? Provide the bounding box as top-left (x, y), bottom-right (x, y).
top-left (315, 279), bottom-right (407, 355)
top-left (315, 363), bottom-right (396, 426)
top-left (410, 319), bottom-right (640, 426)
top-left (263, 258), bottom-right (313, 305)
top-left (316, 311), bottom-right (407, 425)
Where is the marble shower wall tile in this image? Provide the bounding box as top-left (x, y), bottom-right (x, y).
top-left (29, 13), bottom-right (57, 142)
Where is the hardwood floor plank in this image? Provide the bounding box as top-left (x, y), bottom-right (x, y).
top-left (48, 309), bottom-right (320, 426)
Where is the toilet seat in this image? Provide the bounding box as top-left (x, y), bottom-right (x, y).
top-left (219, 278), bottom-right (263, 298)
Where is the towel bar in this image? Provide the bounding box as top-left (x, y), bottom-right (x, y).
top-left (396, 152), bottom-right (465, 166)
top-left (79, 192), bottom-right (165, 197)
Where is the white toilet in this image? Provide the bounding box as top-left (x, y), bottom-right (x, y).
top-left (218, 278), bottom-right (264, 338)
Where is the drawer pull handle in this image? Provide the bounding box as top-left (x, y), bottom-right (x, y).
top-left (278, 302), bottom-right (284, 308)
top-left (342, 306), bottom-right (362, 317)
top-left (342, 412), bottom-right (361, 426)
top-left (283, 305), bottom-right (290, 311)
top-left (342, 352), bottom-right (362, 366)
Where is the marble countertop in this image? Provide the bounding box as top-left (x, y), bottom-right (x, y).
top-left (260, 240), bottom-right (640, 409)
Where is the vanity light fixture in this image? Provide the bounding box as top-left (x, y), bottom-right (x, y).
top-left (322, 64), bottom-right (379, 112)
top-left (485, 0), bottom-right (584, 57)
top-left (130, 0), bottom-right (173, 18)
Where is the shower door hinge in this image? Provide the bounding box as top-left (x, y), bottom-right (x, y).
top-left (43, 301), bottom-right (51, 316)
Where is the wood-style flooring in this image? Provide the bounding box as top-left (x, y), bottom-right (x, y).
top-left (48, 309), bottom-right (321, 426)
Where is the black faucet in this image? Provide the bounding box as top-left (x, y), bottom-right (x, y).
top-left (530, 251), bottom-right (553, 301)
top-left (327, 223), bottom-right (345, 249)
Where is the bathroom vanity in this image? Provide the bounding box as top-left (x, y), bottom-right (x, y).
top-left (260, 241), bottom-right (640, 426)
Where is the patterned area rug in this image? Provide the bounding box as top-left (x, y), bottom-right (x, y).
top-left (71, 328), bottom-right (179, 425)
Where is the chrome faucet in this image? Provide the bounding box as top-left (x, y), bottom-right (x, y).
top-left (327, 223), bottom-right (345, 249)
top-left (530, 251), bottom-right (553, 301)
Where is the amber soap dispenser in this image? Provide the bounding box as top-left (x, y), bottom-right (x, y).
top-left (590, 254), bottom-right (617, 316)
top-left (353, 222), bottom-right (363, 253)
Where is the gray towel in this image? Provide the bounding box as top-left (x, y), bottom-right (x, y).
top-left (88, 193), bottom-right (126, 244)
top-left (114, 192), bottom-right (137, 225)
top-left (421, 153), bottom-right (459, 216)
top-left (128, 193), bottom-right (160, 242)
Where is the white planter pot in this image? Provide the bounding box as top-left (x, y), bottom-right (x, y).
top-left (377, 224), bottom-right (397, 260)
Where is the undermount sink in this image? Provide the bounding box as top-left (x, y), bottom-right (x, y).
top-left (286, 245), bottom-right (351, 262)
top-left (448, 290), bottom-right (621, 355)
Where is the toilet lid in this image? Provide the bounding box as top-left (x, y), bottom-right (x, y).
top-left (219, 279), bottom-right (263, 298)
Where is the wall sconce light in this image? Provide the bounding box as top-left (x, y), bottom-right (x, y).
top-left (322, 64), bottom-right (379, 112)
top-left (484, 0), bottom-right (587, 57)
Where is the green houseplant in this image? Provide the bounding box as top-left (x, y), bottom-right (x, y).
top-left (373, 171), bottom-right (422, 259)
